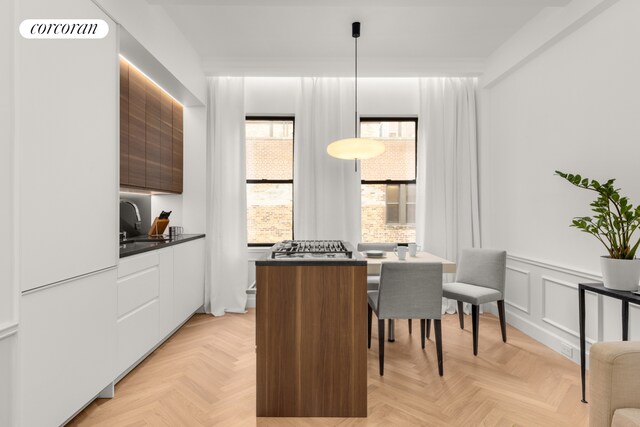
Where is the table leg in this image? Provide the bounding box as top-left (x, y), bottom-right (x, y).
top-left (622, 301), bottom-right (629, 341)
top-left (579, 287), bottom-right (587, 403)
top-left (388, 319), bottom-right (395, 342)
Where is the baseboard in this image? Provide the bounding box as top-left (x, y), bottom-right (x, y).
top-left (486, 303), bottom-right (588, 368)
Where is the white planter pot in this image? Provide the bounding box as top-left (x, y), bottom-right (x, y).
top-left (600, 257), bottom-right (640, 291)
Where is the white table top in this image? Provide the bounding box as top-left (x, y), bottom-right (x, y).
top-left (362, 251), bottom-right (457, 274)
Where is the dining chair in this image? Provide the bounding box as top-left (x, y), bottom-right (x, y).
top-left (367, 262), bottom-right (444, 376)
top-left (357, 242), bottom-right (398, 291)
top-left (357, 242), bottom-right (413, 335)
top-left (442, 248), bottom-right (507, 356)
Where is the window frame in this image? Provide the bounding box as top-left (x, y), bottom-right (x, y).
top-left (360, 117), bottom-right (418, 244)
top-left (246, 115), bottom-right (295, 247)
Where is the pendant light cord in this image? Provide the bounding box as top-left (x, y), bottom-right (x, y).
top-left (354, 35), bottom-right (358, 138)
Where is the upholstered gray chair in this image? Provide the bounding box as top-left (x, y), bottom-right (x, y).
top-left (367, 262), bottom-right (444, 376)
top-left (357, 242), bottom-right (398, 291)
top-left (443, 248), bottom-right (507, 356)
top-left (357, 242), bottom-right (414, 335)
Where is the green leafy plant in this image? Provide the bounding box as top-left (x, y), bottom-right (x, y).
top-left (555, 171), bottom-right (640, 259)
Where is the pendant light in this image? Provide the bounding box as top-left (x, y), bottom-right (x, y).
top-left (327, 22), bottom-right (385, 171)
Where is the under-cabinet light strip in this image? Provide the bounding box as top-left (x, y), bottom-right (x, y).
top-left (119, 54), bottom-right (184, 106)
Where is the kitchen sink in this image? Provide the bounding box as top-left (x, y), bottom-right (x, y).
top-left (120, 237), bottom-right (169, 245)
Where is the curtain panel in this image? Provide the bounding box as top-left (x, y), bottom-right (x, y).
top-left (205, 77), bottom-right (248, 316)
top-left (416, 77), bottom-right (481, 314)
top-left (293, 77), bottom-right (361, 245)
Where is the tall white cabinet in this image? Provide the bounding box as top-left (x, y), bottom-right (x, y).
top-left (16, 0), bottom-right (119, 425)
top-left (17, 0), bottom-right (119, 293)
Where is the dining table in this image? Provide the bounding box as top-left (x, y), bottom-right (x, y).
top-left (362, 250), bottom-right (457, 341)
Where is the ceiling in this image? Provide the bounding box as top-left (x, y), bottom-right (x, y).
top-left (150, 0), bottom-right (572, 77)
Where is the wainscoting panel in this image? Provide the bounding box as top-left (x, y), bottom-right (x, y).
top-left (485, 254), bottom-right (606, 367)
top-left (0, 326), bottom-right (17, 427)
top-left (505, 266), bottom-right (531, 314)
top-left (541, 276), bottom-right (598, 344)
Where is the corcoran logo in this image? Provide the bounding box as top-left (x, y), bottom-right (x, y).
top-left (19, 19), bottom-right (109, 39)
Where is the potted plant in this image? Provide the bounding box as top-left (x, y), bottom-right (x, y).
top-left (556, 171), bottom-right (640, 291)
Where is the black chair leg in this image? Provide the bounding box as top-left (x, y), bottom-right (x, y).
top-left (472, 304), bottom-right (480, 356)
top-left (426, 319), bottom-right (431, 339)
top-left (498, 300), bottom-right (507, 343)
top-left (368, 304), bottom-right (372, 349)
top-left (420, 319), bottom-right (426, 349)
top-left (378, 319), bottom-right (385, 375)
top-left (408, 319), bottom-right (412, 335)
top-left (457, 301), bottom-right (464, 329)
top-left (434, 319), bottom-right (443, 376)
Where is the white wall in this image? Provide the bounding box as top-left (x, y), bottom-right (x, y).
top-left (93, 0), bottom-right (206, 106)
top-left (479, 0), bottom-right (639, 363)
top-left (0, 0), bottom-right (16, 423)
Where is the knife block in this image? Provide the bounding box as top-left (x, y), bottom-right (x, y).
top-left (148, 218), bottom-right (169, 237)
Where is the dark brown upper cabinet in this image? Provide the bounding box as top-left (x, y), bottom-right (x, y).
top-left (120, 57), bottom-right (183, 193)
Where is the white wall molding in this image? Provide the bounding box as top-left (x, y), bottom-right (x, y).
top-left (540, 276), bottom-right (596, 344)
top-left (495, 254), bottom-right (621, 366)
top-left (203, 56), bottom-right (485, 78)
top-left (0, 322), bottom-right (18, 341)
top-left (481, 0), bottom-right (621, 88)
top-left (505, 265), bottom-right (531, 314)
top-left (508, 253), bottom-right (601, 281)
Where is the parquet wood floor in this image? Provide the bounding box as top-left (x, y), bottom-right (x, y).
top-left (69, 310), bottom-right (589, 426)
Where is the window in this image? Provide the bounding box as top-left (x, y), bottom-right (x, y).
top-left (360, 118), bottom-right (417, 243)
top-left (246, 117), bottom-right (294, 246)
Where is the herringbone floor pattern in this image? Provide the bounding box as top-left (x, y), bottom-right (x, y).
top-left (69, 310), bottom-right (588, 426)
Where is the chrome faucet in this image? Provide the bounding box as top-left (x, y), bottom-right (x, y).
top-left (120, 199), bottom-right (141, 222)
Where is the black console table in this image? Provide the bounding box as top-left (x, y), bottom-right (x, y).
top-left (579, 282), bottom-right (640, 403)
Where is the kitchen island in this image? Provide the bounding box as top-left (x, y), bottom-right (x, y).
top-left (255, 240), bottom-right (368, 418)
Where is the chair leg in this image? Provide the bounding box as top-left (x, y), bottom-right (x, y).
top-left (434, 319), bottom-right (443, 376)
top-left (368, 304), bottom-right (372, 349)
top-left (457, 301), bottom-right (464, 329)
top-left (378, 319), bottom-right (385, 376)
top-left (420, 319), bottom-right (426, 349)
top-left (408, 319), bottom-right (412, 335)
top-left (472, 304), bottom-right (480, 356)
top-left (498, 300), bottom-right (507, 343)
top-left (426, 319), bottom-right (431, 339)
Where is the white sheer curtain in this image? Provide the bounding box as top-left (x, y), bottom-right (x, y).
top-left (294, 77), bottom-right (361, 245)
top-left (416, 78), bottom-right (481, 314)
top-left (205, 77), bottom-right (248, 316)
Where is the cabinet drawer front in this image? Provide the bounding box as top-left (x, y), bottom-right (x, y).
top-left (117, 300), bottom-right (159, 376)
top-left (117, 267), bottom-right (159, 318)
top-left (118, 251), bottom-right (159, 278)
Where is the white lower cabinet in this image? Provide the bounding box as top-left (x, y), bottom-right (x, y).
top-left (19, 239), bottom-right (205, 426)
top-left (116, 239), bottom-right (204, 378)
top-left (174, 238), bottom-right (206, 325)
top-left (20, 268), bottom-right (117, 427)
top-left (116, 252), bottom-right (160, 376)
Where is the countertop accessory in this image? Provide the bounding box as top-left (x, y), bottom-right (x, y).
top-left (149, 211), bottom-right (171, 236)
top-left (364, 250), bottom-right (385, 258)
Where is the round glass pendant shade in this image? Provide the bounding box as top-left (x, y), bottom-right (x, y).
top-left (326, 137), bottom-right (385, 160)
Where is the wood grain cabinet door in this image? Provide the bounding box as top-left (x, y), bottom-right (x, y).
top-left (160, 92), bottom-right (173, 191)
top-left (128, 65), bottom-right (146, 188)
top-left (120, 58), bottom-right (184, 193)
top-left (119, 59), bottom-right (129, 186)
top-left (171, 101), bottom-right (183, 194)
top-left (145, 83), bottom-right (162, 190)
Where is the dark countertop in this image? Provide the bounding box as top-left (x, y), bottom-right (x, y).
top-left (119, 234), bottom-right (205, 258)
top-left (255, 241), bottom-right (367, 266)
